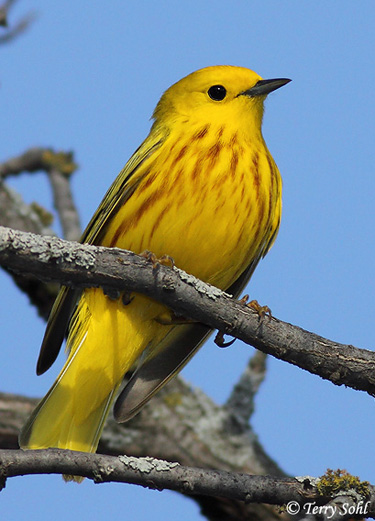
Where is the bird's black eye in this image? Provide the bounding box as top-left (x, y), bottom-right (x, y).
top-left (207, 85), bottom-right (227, 101)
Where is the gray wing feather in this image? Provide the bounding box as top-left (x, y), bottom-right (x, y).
top-left (113, 259), bottom-right (260, 422)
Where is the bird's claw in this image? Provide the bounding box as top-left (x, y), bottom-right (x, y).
top-left (140, 250), bottom-right (175, 269)
top-left (247, 299), bottom-right (272, 320)
top-left (214, 330), bottom-right (236, 348)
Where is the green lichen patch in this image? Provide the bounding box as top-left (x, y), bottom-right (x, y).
top-left (42, 150), bottom-right (77, 176)
top-left (317, 469), bottom-right (370, 498)
top-left (30, 202), bottom-right (54, 226)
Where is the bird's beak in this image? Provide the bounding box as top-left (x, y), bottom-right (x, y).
top-left (242, 78), bottom-right (291, 98)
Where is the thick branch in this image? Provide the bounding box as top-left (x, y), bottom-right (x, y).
top-left (0, 449), bottom-right (374, 521)
top-left (1, 225), bottom-right (375, 398)
top-left (0, 449), bottom-right (300, 501)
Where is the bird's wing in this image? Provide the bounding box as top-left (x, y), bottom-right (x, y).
top-left (113, 259), bottom-right (259, 422)
top-left (36, 133), bottom-right (164, 375)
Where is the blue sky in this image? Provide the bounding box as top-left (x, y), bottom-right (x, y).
top-left (1, 1), bottom-right (375, 520)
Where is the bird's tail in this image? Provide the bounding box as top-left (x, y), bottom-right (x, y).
top-left (19, 289), bottom-right (161, 481)
top-left (19, 373), bottom-right (118, 454)
top-left (19, 373), bottom-right (118, 482)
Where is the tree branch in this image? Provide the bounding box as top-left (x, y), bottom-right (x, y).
top-left (0, 148), bottom-right (82, 317)
top-left (0, 0), bottom-right (36, 44)
top-left (0, 381), bottom-right (285, 521)
top-left (1, 225), bottom-right (375, 399)
top-left (2, 225), bottom-right (373, 520)
top-left (225, 350), bottom-right (268, 424)
top-left (0, 449), bottom-right (373, 521)
top-left (0, 148), bottom-right (81, 241)
top-left (0, 184), bottom-right (59, 318)
top-left (0, 148), bottom-right (59, 178)
top-left (0, 449), bottom-right (300, 501)
top-left (48, 166), bottom-right (81, 241)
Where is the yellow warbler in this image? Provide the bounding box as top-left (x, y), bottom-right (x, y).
top-left (20, 66), bottom-right (290, 458)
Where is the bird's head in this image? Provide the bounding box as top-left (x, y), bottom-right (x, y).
top-left (152, 65), bottom-right (290, 136)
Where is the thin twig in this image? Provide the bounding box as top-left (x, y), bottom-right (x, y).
top-left (1, 225), bottom-right (375, 399)
top-left (0, 0), bottom-right (36, 44)
top-left (48, 167), bottom-right (81, 241)
top-left (0, 0), bottom-right (16, 27)
top-left (225, 351), bottom-right (268, 423)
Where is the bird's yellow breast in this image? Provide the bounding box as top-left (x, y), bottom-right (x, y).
top-left (102, 120), bottom-right (281, 291)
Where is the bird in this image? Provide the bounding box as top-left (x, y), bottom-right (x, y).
top-left (19, 65), bottom-right (290, 462)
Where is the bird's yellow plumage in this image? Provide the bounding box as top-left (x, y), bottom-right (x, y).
top-left (20, 66), bottom-right (289, 464)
